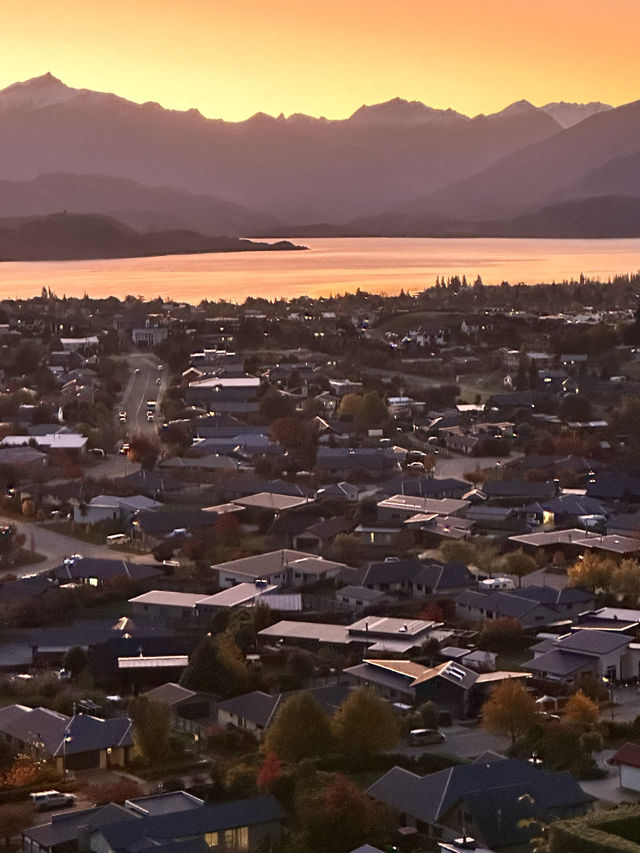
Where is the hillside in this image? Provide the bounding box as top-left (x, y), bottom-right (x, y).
top-left (0, 173), bottom-right (279, 237)
top-left (0, 213), bottom-right (304, 261)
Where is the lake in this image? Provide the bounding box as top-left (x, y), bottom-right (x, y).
top-left (1, 237), bottom-right (640, 302)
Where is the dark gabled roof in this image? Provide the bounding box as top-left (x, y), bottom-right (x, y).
top-left (374, 476), bottom-right (468, 499)
top-left (217, 691), bottom-right (279, 728)
top-left (483, 480), bottom-right (556, 500)
top-left (133, 510), bottom-right (218, 535)
top-left (486, 392), bottom-right (537, 409)
top-left (526, 649), bottom-right (596, 676)
top-left (456, 589), bottom-right (538, 619)
top-left (516, 586), bottom-right (593, 606)
top-left (217, 685), bottom-right (352, 728)
top-left (269, 511), bottom-right (325, 537)
top-left (556, 628), bottom-right (630, 655)
top-left (587, 474), bottom-right (640, 501)
top-left (524, 494), bottom-right (608, 517)
top-left (0, 574), bottom-right (55, 602)
top-left (96, 796), bottom-right (286, 849)
top-left (24, 803), bottom-right (132, 846)
top-left (303, 515), bottom-right (353, 540)
top-left (367, 759), bottom-right (593, 833)
top-left (54, 557), bottom-right (162, 584)
top-left (220, 477), bottom-right (306, 498)
top-left (121, 470), bottom-right (182, 492)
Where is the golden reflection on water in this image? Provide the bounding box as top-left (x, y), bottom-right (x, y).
top-left (1, 237), bottom-right (639, 302)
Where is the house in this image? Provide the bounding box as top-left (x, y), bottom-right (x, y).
top-left (25, 793), bottom-right (286, 853)
top-left (213, 549), bottom-right (346, 588)
top-left (344, 557), bottom-right (475, 596)
top-left (455, 586), bottom-right (594, 629)
top-left (143, 682), bottom-right (216, 735)
top-left (216, 684), bottom-right (352, 735)
top-left (610, 742), bottom-right (640, 791)
top-left (315, 446), bottom-right (402, 480)
top-left (259, 616), bottom-right (442, 656)
top-left (1, 432), bottom-right (88, 455)
top-left (367, 757), bottom-right (594, 849)
top-left (344, 659), bottom-right (529, 718)
top-left (132, 508), bottom-right (219, 546)
top-left (72, 494), bottom-right (163, 525)
top-left (53, 556), bottom-right (162, 587)
top-left (22, 803), bottom-right (133, 853)
top-left (0, 705), bottom-right (133, 772)
top-left (335, 585), bottom-right (387, 609)
top-left (377, 495), bottom-right (469, 524)
top-left (526, 628), bottom-right (640, 684)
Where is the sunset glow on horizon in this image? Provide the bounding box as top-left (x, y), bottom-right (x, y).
top-left (2, 0), bottom-right (639, 122)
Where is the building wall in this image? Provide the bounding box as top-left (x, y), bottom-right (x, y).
top-left (620, 764), bottom-right (640, 791)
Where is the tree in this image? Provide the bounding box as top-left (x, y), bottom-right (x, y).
top-left (481, 678), bottom-right (538, 745)
top-left (502, 549), bottom-right (537, 588)
top-left (438, 539), bottom-right (477, 565)
top-left (263, 692), bottom-right (332, 763)
top-left (612, 558), bottom-right (640, 605)
top-left (128, 435), bottom-right (161, 470)
top-left (63, 645), bottom-right (88, 678)
top-left (332, 688), bottom-right (399, 755)
top-left (129, 696), bottom-right (171, 767)
top-left (214, 512), bottom-right (242, 547)
top-left (479, 617), bottom-right (524, 653)
top-left (564, 690), bottom-right (599, 727)
top-left (329, 533), bottom-right (363, 565)
top-left (257, 750), bottom-right (282, 793)
top-left (302, 774), bottom-right (390, 853)
top-left (568, 552), bottom-right (615, 592)
top-left (180, 633), bottom-right (249, 697)
top-left (0, 802), bottom-right (32, 851)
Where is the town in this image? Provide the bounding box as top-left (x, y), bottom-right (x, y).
top-left (3, 275), bottom-right (640, 852)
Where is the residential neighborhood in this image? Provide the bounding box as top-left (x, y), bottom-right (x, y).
top-left (2, 284), bottom-right (640, 851)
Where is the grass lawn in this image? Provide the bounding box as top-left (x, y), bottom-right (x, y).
top-left (495, 650), bottom-right (532, 672)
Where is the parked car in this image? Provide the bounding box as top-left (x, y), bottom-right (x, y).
top-left (29, 790), bottom-right (76, 811)
top-left (409, 728), bottom-right (446, 746)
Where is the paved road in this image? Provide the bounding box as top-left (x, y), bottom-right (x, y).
top-left (89, 353), bottom-right (166, 480)
top-left (119, 352), bottom-right (165, 438)
top-left (398, 723), bottom-right (510, 761)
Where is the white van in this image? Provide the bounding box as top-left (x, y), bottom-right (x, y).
top-left (409, 728), bottom-right (446, 746)
top-left (106, 533), bottom-right (128, 546)
top-left (29, 790), bottom-right (76, 811)
top-left (480, 577), bottom-right (515, 590)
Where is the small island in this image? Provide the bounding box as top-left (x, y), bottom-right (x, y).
top-left (0, 212), bottom-right (306, 262)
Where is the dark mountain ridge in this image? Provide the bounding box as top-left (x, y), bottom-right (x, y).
top-left (0, 212), bottom-right (304, 261)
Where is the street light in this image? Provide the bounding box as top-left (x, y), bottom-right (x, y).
top-left (62, 733), bottom-right (72, 784)
top-left (602, 676), bottom-right (615, 721)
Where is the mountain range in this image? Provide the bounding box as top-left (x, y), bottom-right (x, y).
top-left (1, 73), bottom-right (640, 239)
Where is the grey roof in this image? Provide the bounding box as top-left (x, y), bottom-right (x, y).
top-left (96, 796), bottom-right (286, 850)
top-left (143, 682), bottom-right (197, 708)
top-left (483, 480), bottom-right (557, 499)
top-left (24, 803), bottom-right (132, 847)
top-left (337, 585), bottom-right (386, 603)
top-left (526, 649), bottom-right (596, 676)
top-left (0, 705), bottom-right (133, 757)
top-left (217, 685), bottom-right (352, 729)
top-left (367, 758), bottom-right (593, 841)
top-left (556, 629), bottom-right (630, 655)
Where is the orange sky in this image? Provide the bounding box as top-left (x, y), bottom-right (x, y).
top-left (2, 0), bottom-right (638, 121)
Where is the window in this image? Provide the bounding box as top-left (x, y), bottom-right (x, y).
top-left (205, 832), bottom-right (219, 847)
top-left (224, 827), bottom-right (249, 851)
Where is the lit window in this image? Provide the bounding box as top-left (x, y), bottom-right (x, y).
top-left (205, 832), bottom-right (219, 847)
